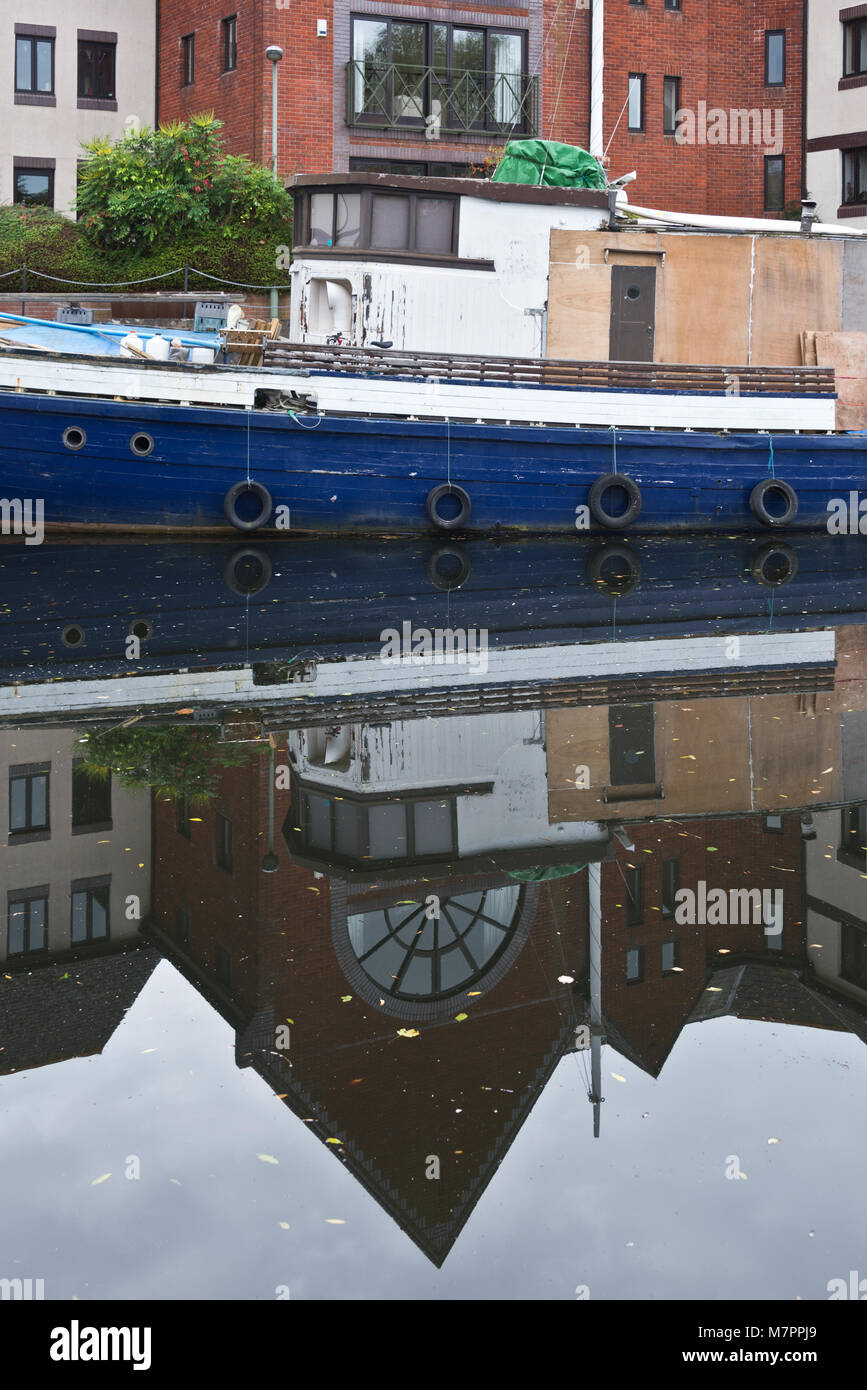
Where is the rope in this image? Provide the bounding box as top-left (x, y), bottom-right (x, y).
top-left (287, 411), bottom-right (323, 429)
top-left (0, 265), bottom-right (290, 291)
top-left (611, 424), bottom-right (618, 474)
top-left (603, 90), bottom-right (633, 160)
top-left (768, 433), bottom-right (775, 478)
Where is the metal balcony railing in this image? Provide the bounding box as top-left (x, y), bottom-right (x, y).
top-left (345, 61), bottom-right (539, 137)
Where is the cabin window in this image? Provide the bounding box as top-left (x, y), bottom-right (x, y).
top-left (298, 187), bottom-right (459, 256)
top-left (348, 15), bottom-right (530, 134)
top-left (662, 76), bottom-right (680, 134)
top-left (182, 34), bottom-right (195, 86)
top-left (299, 789), bottom-right (457, 866)
top-left (15, 35), bottom-right (54, 94)
top-left (349, 157), bottom-right (475, 177)
top-left (627, 73), bottom-right (645, 131)
top-left (765, 30), bottom-right (785, 86)
top-left (7, 891), bottom-right (48, 956)
top-left (13, 166), bottom-right (54, 208)
top-left (844, 17), bottom-right (867, 77)
top-left (78, 39), bottom-right (116, 100)
top-left (764, 154), bottom-right (784, 210)
top-left (843, 147), bottom-right (867, 205)
top-left (222, 15), bottom-right (237, 72)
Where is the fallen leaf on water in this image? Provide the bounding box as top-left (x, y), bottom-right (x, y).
top-left (558, 975), bottom-right (574, 984)
top-left (467, 990), bottom-right (482, 996)
top-left (169, 1179), bottom-right (182, 1186)
top-left (325, 1138), bottom-right (343, 1145)
top-left (706, 986), bottom-right (722, 992)
top-left (141, 1048), bottom-right (157, 1054)
top-left (738, 1171), bottom-right (748, 1180)
top-left (256, 1154), bottom-right (279, 1164)
top-left (90, 1173), bottom-right (112, 1186)
top-left (340, 995), bottom-right (352, 1003)
top-left (175, 708), bottom-right (194, 715)
top-left (706, 846), bottom-right (719, 852)
top-left (325, 1218), bottom-right (345, 1224)
top-left (611, 1072), bottom-right (627, 1083)
top-left (767, 1137), bottom-right (782, 1144)
top-left (455, 1013), bottom-right (468, 1022)
top-left (396, 1028), bottom-right (420, 1037)
top-left (279, 1222), bottom-right (290, 1229)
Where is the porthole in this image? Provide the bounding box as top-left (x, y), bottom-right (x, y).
top-left (626, 285), bottom-right (641, 301)
top-left (128, 618), bottom-right (153, 641)
top-left (62, 426), bottom-right (86, 451)
top-left (61, 623), bottom-right (85, 648)
top-left (130, 432), bottom-right (154, 457)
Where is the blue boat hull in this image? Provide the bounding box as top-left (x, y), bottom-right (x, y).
top-left (1, 388), bottom-right (865, 534)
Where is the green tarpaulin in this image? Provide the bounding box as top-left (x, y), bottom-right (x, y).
top-left (507, 864), bottom-right (588, 882)
top-left (491, 140), bottom-right (606, 190)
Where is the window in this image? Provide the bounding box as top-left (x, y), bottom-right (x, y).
top-left (182, 33), bottom-right (195, 86)
top-left (8, 891), bottom-right (48, 956)
top-left (765, 30), bottom-right (785, 85)
top-left (216, 812), bottom-right (232, 872)
top-left (628, 74), bottom-right (645, 131)
top-left (841, 804), bottom-right (867, 860)
top-left (665, 0), bottom-right (682, 8)
top-left (78, 40), bottom-right (116, 100)
top-left (349, 16), bottom-right (530, 134)
top-left (13, 166), bottom-right (54, 208)
top-left (299, 788), bottom-right (457, 865)
top-left (222, 16), bottom-right (237, 71)
top-left (764, 154), bottom-right (784, 211)
top-left (841, 922), bottom-right (867, 989)
top-left (626, 947), bottom-right (643, 983)
top-left (349, 157), bottom-right (476, 177)
top-left (843, 147), bottom-right (867, 205)
top-left (661, 858), bottom-right (679, 917)
top-left (72, 762), bottom-right (111, 831)
top-left (176, 908), bottom-right (190, 948)
top-left (661, 940), bottom-right (679, 975)
top-left (300, 187), bottom-right (459, 256)
top-left (176, 796), bottom-right (191, 838)
top-left (663, 76), bottom-right (680, 135)
top-left (9, 764), bottom-right (49, 836)
top-left (844, 17), bottom-right (867, 77)
top-left (15, 35), bottom-right (54, 94)
top-left (71, 882), bottom-right (109, 943)
top-left (625, 865), bottom-right (643, 926)
top-left (215, 944), bottom-right (232, 986)
top-left (764, 813), bottom-right (784, 833)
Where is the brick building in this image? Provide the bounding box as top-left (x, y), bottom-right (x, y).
top-left (156, 0), bottom-right (806, 218)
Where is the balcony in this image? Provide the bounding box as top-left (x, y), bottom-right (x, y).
top-left (345, 61), bottom-right (539, 138)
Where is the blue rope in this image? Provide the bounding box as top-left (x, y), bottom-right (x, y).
top-left (611, 425), bottom-right (618, 475)
top-left (768, 433), bottom-right (775, 478)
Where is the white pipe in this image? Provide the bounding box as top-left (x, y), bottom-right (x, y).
top-left (589, 0), bottom-right (604, 160)
top-left (621, 199), bottom-right (867, 238)
top-left (588, 861), bottom-right (603, 1139)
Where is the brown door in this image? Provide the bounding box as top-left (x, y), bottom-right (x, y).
top-left (609, 265), bottom-right (656, 361)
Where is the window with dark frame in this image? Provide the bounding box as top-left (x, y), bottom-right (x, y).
top-left (843, 147), bottom-right (867, 205)
top-left (625, 865), bottom-right (643, 926)
top-left (349, 157), bottom-right (476, 177)
top-left (626, 947), bottom-right (643, 983)
top-left (222, 15), bottom-right (237, 71)
top-left (841, 804), bottom-right (867, 859)
top-left (844, 17), bottom-right (867, 77)
top-left (71, 882), bottom-right (109, 943)
top-left (72, 762), bottom-right (111, 830)
top-left (661, 939), bottom-right (680, 975)
top-left (299, 186), bottom-right (459, 256)
top-left (176, 795), bottom-right (191, 838)
top-left (764, 154), bottom-right (784, 210)
top-left (627, 73), bottom-right (645, 131)
top-left (13, 167), bottom-right (54, 207)
top-left (8, 892), bottom-right (48, 956)
top-left (78, 40), bottom-right (116, 99)
top-left (665, 0), bottom-right (682, 9)
top-left (841, 922), bottom-right (867, 989)
top-left (9, 765), bottom-right (50, 835)
top-left (765, 29), bottom-right (785, 85)
top-left (661, 858), bottom-right (679, 917)
top-left (15, 35), bottom-right (54, 94)
top-left (216, 812), bottom-right (233, 873)
top-left (764, 813), bottom-right (784, 833)
top-left (349, 15), bottom-right (529, 133)
top-left (663, 76), bottom-right (680, 134)
top-left (300, 788), bottom-right (457, 865)
top-left (182, 33), bottom-right (195, 86)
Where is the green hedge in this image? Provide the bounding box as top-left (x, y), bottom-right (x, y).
top-left (0, 204), bottom-right (292, 293)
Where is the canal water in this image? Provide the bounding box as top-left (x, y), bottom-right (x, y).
top-left (1, 533), bottom-right (866, 1302)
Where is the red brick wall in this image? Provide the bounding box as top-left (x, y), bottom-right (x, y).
top-left (601, 1), bottom-right (804, 217)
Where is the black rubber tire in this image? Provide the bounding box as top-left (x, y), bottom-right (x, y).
top-left (223, 481), bottom-right (273, 532)
top-left (588, 473), bottom-right (643, 530)
top-left (426, 484), bottom-right (471, 531)
top-left (587, 543), bottom-right (642, 597)
top-left (750, 540), bottom-right (798, 588)
top-left (224, 547), bottom-right (273, 596)
top-left (749, 478), bottom-right (798, 528)
top-left (426, 545), bottom-right (471, 591)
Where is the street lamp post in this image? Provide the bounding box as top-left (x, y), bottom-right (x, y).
top-left (265, 45), bottom-right (284, 321)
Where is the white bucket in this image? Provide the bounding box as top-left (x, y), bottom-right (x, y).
top-left (190, 346), bottom-right (216, 365)
top-left (144, 333), bottom-right (170, 361)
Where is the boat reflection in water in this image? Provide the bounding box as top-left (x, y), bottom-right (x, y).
top-left (2, 538), bottom-right (867, 1268)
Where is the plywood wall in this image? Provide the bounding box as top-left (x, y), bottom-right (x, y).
top-left (547, 228), bottom-right (846, 367)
